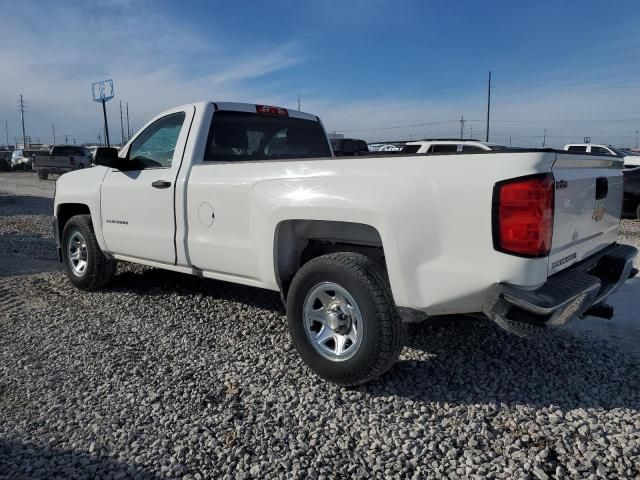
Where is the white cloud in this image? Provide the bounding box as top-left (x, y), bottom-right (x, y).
top-left (0, 2), bottom-right (302, 144)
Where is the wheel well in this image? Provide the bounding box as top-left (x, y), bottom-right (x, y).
top-left (274, 220), bottom-right (385, 297)
top-left (57, 203), bottom-right (91, 238)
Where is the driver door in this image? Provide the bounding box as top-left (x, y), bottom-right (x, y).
top-left (100, 106), bottom-right (193, 264)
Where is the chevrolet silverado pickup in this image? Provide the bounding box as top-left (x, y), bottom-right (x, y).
top-left (52, 101), bottom-right (638, 385)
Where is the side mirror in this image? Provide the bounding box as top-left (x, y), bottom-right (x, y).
top-left (93, 147), bottom-right (119, 168)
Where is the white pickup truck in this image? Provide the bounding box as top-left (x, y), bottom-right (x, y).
top-left (53, 101), bottom-right (638, 385)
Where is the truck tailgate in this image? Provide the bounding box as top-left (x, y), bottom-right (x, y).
top-left (549, 153), bottom-right (623, 275)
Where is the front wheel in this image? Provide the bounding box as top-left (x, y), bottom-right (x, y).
top-left (37, 171), bottom-right (48, 180)
top-left (61, 214), bottom-right (116, 290)
top-left (287, 252), bottom-right (404, 386)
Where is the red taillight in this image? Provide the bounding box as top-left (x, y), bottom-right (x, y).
top-left (256, 105), bottom-right (288, 116)
top-left (493, 173), bottom-right (554, 257)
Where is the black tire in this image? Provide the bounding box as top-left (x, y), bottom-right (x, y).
top-left (287, 252), bottom-right (404, 386)
top-left (37, 171), bottom-right (48, 180)
top-left (61, 214), bottom-right (116, 290)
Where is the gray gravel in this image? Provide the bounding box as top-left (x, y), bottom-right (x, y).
top-left (1, 171), bottom-right (640, 479)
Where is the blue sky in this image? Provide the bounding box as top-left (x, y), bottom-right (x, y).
top-left (1, 0), bottom-right (640, 147)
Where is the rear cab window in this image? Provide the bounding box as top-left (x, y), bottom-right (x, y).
top-left (204, 111), bottom-right (331, 162)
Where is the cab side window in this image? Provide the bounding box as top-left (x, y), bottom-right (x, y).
top-left (126, 113), bottom-right (186, 170)
top-left (567, 145), bottom-right (587, 152)
top-left (429, 144), bottom-right (458, 153)
top-left (591, 146), bottom-right (613, 155)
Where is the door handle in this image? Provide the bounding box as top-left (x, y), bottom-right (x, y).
top-left (151, 180), bottom-right (172, 189)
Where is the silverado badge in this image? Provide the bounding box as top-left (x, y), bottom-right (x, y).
top-left (592, 204), bottom-right (606, 222)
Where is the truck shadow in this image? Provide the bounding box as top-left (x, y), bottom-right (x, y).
top-left (373, 312), bottom-right (640, 410)
top-left (0, 439), bottom-right (160, 479)
top-left (0, 194), bottom-right (53, 216)
top-left (111, 265), bottom-right (285, 313)
top-left (108, 265), bottom-right (639, 410)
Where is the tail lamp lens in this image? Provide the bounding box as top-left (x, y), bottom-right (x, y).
top-left (493, 173), bottom-right (554, 257)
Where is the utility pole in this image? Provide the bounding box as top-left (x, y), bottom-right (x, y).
top-left (485, 71), bottom-right (491, 142)
top-left (297, 94), bottom-right (301, 111)
top-left (19, 94), bottom-right (27, 149)
top-left (119, 100), bottom-right (124, 146)
top-left (470, 126), bottom-right (473, 139)
top-left (542, 129), bottom-right (547, 147)
top-left (52, 123), bottom-right (56, 145)
top-left (509, 136), bottom-right (512, 147)
top-left (5, 120), bottom-right (8, 147)
top-left (64, 134), bottom-right (70, 144)
top-left (126, 102), bottom-right (130, 141)
top-left (636, 130), bottom-right (638, 148)
top-left (459, 115), bottom-right (466, 140)
top-left (102, 98), bottom-right (110, 147)
top-left (98, 132), bottom-right (102, 146)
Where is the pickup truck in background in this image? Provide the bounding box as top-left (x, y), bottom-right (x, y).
top-left (33, 145), bottom-right (91, 179)
top-left (52, 101), bottom-right (638, 385)
top-left (564, 143), bottom-right (640, 168)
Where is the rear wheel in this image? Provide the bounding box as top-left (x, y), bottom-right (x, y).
top-left (62, 214), bottom-right (116, 290)
top-left (287, 252), bottom-right (404, 386)
top-left (37, 171), bottom-right (48, 180)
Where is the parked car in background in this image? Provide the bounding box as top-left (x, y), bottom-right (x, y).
top-left (53, 100), bottom-right (636, 385)
top-left (10, 149), bottom-right (43, 170)
top-left (330, 138), bottom-right (369, 156)
top-left (402, 139), bottom-right (507, 154)
top-left (564, 144), bottom-right (640, 168)
top-left (33, 145), bottom-right (91, 179)
top-left (0, 150), bottom-right (12, 171)
top-left (623, 167), bottom-right (640, 220)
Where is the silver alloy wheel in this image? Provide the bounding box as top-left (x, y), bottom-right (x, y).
top-left (303, 282), bottom-right (364, 361)
top-left (67, 230), bottom-right (88, 277)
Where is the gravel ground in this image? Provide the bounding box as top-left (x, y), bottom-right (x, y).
top-left (1, 171), bottom-right (639, 479)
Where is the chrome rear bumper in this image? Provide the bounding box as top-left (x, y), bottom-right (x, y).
top-left (484, 243), bottom-right (638, 336)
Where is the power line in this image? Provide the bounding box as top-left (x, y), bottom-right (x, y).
top-left (337, 119), bottom-right (459, 133)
